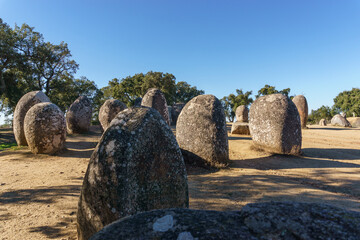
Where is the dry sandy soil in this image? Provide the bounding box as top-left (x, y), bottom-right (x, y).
top-left (1, 124), bottom-right (360, 239)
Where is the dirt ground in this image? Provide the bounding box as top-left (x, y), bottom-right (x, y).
top-left (1, 124), bottom-right (360, 239)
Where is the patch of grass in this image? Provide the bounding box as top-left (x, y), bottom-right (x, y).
top-left (0, 142), bottom-right (18, 151)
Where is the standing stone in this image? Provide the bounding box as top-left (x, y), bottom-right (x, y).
top-left (66, 96), bottom-right (92, 134)
top-left (249, 94), bottom-right (302, 155)
top-left (331, 114), bottom-right (352, 127)
top-left (90, 202), bottom-right (360, 240)
top-left (292, 95), bottom-right (308, 129)
top-left (24, 102), bottom-right (66, 154)
top-left (141, 88), bottom-right (170, 125)
top-left (172, 103), bottom-right (185, 125)
top-left (231, 122), bottom-right (250, 135)
top-left (168, 106), bottom-right (174, 125)
top-left (176, 95), bottom-right (229, 167)
top-left (13, 91), bottom-right (50, 146)
top-left (235, 105), bottom-right (249, 122)
top-left (319, 119), bottom-right (327, 126)
top-left (77, 107), bottom-right (188, 240)
top-left (99, 99), bottom-right (127, 130)
top-left (134, 97), bottom-right (142, 106)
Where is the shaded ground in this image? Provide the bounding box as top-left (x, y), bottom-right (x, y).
top-left (1, 125), bottom-right (360, 239)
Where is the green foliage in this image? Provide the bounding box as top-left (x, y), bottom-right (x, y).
top-left (221, 89), bottom-right (253, 122)
top-left (103, 71), bottom-right (204, 106)
top-left (255, 84), bottom-right (291, 98)
top-left (307, 105), bottom-right (339, 124)
top-left (0, 142), bottom-right (17, 150)
top-left (333, 88), bottom-right (360, 117)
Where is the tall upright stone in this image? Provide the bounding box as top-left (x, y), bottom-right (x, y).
top-left (141, 88), bottom-right (170, 125)
top-left (235, 105), bottom-right (249, 122)
top-left (176, 94), bottom-right (229, 167)
top-left (77, 107), bottom-right (188, 240)
top-left (231, 105), bottom-right (250, 135)
top-left (249, 94), bottom-right (302, 155)
top-left (172, 103), bottom-right (185, 125)
top-left (292, 95), bottom-right (308, 129)
top-left (13, 91), bottom-right (50, 146)
top-left (99, 99), bottom-right (127, 130)
top-left (24, 102), bottom-right (66, 154)
top-left (66, 96), bottom-right (92, 134)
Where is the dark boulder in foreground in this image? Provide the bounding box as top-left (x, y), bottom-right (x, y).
top-left (66, 96), bottom-right (92, 134)
top-left (77, 107), bottom-right (188, 240)
top-left (99, 99), bottom-right (127, 130)
top-left (176, 94), bottom-right (229, 167)
top-left (249, 94), bottom-right (302, 155)
top-left (90, 201), bottom-right (360, 240)
top-left (13, 91), bottom-right (50, 146)
top-left (331, 114), bottom-right (352, 127)
top-left (141, 88), bottom-right (170, 125)
top-left (24, 102), bottom-right (66, 154)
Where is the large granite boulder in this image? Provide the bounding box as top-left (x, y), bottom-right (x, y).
top-left (319, 118), bottom-right (327, 126)
top-left (331, 114), bottom-right (351, 127)
top-left (24, 102), bottom-right (66, 154)
top-left (13, 91), bottom-right (50, 146)
top-left (249, 94), bottom-right (302, 155)
top-left (231, 122), bottom-right (250, 135)
top-left (176, 95), bottom-right (229, 167)
top-left (90, 202), bottom-right (360, 240)
top-left (77, 107), bottom-right (189, 240)
top-left (66, 96), bottom-right (92, 134)
top-left (235, 105), bottom-right (249, 122)
top-left (141, 88), bottom-right (170, 125)
top-left (99, 99), bottom-right (127, 130)
top-left (171, 103), bottom-right (185, 125)
top-left (292, 95), bottom-right (308, 129)
top-left (347, 117), bottom-right (360, 128)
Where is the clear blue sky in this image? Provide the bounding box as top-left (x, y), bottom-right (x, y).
top-left (1, 0), bottom-right (360, 121)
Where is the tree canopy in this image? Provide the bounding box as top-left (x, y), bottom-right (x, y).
top-left (255, 84), bottom-right (291, 98)
top-left (221, 89), bottom-right (253, 122)
top-left (333, 88), bottom-right (360, 117)
top-left (102, 71), bottom-right (204, 107)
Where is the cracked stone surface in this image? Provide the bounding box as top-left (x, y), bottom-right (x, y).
top-left (13, 91), bottom-right (50, 146)
top-left (24, 102), bottom-right (66, 154)
top-left (77, 107), bottom-right (188, 240)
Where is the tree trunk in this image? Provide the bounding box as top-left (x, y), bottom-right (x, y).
top-left (0, 70), bottom-right (6, 93)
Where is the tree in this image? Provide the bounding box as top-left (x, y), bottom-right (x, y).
top-left (221, 89), bottom-right (253, 122)
top-left (255, 84), bottom-right (291, 98)
top-left (103, 71), bottom-right (204, 106)
top-left (333, 88), bottom-right (360, 117)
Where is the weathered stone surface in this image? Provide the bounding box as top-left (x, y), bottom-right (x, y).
top-left (176, 95), bottom-right (229, 167)
top-left (292, 95), bottom-right (308, 129)
top-left (141, 88), bottom-right (170, 125)
top-left (66, 96), bottom-right (92, 134)
top-left (171, 103), bottom-right (185, 125)
top-left (90, 202), bottom-right (360, 240)
top-left (347, 117), bottom-right (360, 128)
top-left (133, 97), bottom-right (142, 106)
top-left (331, 114), bottom-right (352, 127)
top-left (249, 94), bottom-right (302, 155)
top-left (99, 99), bottom-right (127, 130)
top-left (319, 118), bottom-right (327, 126)
top-left (235, 105), bottom-right (249, 122)
top-left (24, 102), bottom-right (66, 154)
top-left (231, 122), bottom-right (250, 135)
top-left (13, 91), bottom-right (50, 146)
top-left (77, 107), bottom-right (188, 240)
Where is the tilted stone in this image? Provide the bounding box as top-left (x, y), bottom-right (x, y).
top-left (24, 102), bottom-right (66, 154)
top-left (13, 91), bottom-right (50, 146)
top-left (249, 94), bottom-right (302, 155)
top-left (176, 94), bottom-right (229, 167)
top-left (77, 107), bottom-right (189, 240)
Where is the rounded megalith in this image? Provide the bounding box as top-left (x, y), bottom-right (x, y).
top-left (249, 94), bottom-right (302, 155)
top-left (176, 94), bottom-right (229, 167)
top-left (319, 118), bottom-right (327, 126)
top-left (66, 96), bottom-right (92, 134)
top-left (77, 107), bottom-right (188, 240)
top-left (13, 91), bottom-right (50, 146)
top-left (292, 95), bottom-right (308, 129)
top-left (141, 88), bottom-right (170, 125)
top-left (24, 102), bottom-right (66, 154)
top-left (90, 202), bottom-right (360, 240)
top-left (331, 114), bottom-right (351, 127)
top-left (235, 105), bottom-right (249, 123)
top-left (99, 99), bottom-right (127, 130)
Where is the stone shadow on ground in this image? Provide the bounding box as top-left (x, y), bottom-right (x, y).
top-left (302, 148), bottom-right (360, 160)
top-left (228, 136), bottom-right (251, 141)
top-left (309, 127), bottom-right (360, 131)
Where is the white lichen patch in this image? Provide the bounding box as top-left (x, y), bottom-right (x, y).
top-left (177, 232), bottom-right (195, 240)
top-left (152, 215), bottom-right (174, 232)
top-left (106, 140), bottom-right (116, 156)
